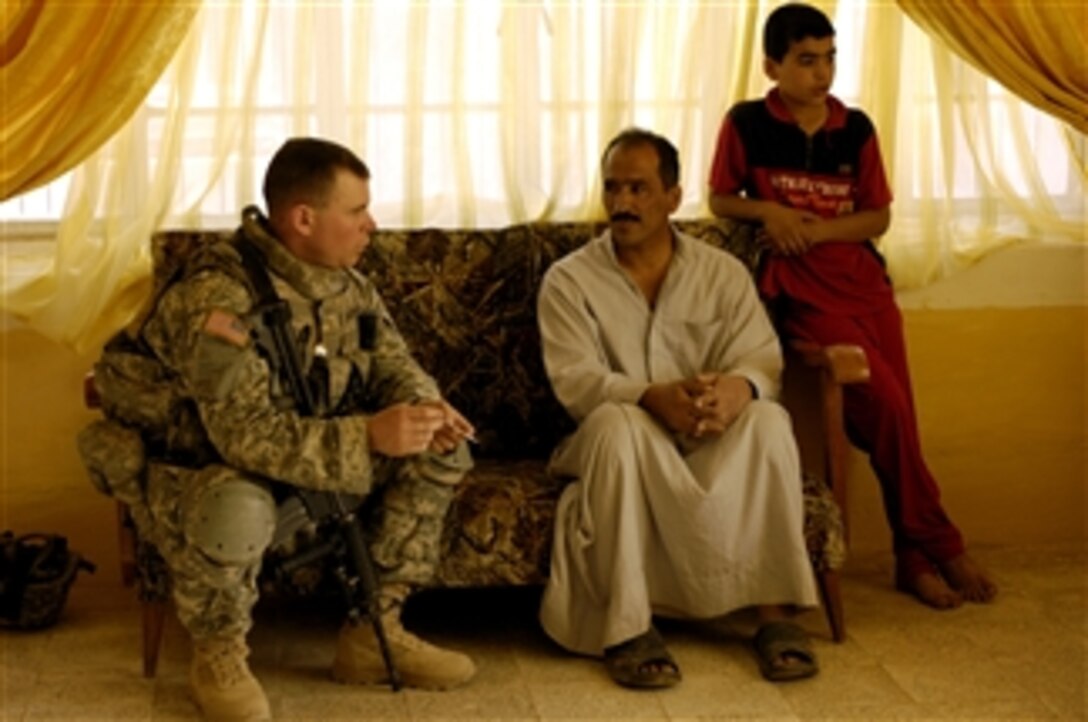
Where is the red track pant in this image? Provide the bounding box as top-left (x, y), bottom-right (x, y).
top-left (782, 303), bottom-right (965, 580)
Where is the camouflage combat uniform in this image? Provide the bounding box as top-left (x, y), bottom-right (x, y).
top-left (83, 208), bottom-right (471, 641)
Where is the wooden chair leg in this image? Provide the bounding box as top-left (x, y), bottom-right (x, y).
top-left (117, 502), bottom-right (137, 587)
top-left (816, 569), bottom-right (846, 643)
top-left (142, 599), bottom-right (168, 678)
top-left (136, 541), bottom-right (172, 678)
top-left (819, 374), bottom-right (851, 544)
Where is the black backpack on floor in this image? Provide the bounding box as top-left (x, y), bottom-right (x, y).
top-left (0, 532), bottom-right (95, 630)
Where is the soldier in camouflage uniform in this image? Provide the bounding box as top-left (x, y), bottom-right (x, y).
top-left (80, 138), bottom-right (476, 721)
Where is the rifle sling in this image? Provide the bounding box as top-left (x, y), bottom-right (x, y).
top-left (232, 236), bottom-right (316, 416)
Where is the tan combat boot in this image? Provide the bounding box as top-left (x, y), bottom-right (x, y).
top-left (332, 611), bottom-right (476, 690)
top-left (190, 637), bottom-right (271, 721)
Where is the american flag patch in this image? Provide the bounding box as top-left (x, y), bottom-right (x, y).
top-left (203, 308), bottom-right (250, 348)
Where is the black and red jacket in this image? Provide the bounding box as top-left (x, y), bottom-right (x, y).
top-left (710, 89), bottom-right (895, 315)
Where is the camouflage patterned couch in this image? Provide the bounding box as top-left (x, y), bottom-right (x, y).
top-left (150, 218), bottom-right (846, 593)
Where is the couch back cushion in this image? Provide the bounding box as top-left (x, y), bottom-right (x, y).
top-left (151, 218), bottom-right (758, 460)
top-left (360, 219), bottom-right (758, 459)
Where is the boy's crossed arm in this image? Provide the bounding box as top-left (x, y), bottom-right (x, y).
top-left (710, 192), bottom-right (890, 256)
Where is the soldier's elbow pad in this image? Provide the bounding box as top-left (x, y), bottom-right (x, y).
top-left (183, 473), bottom-right (276, 566)
top-left (76, 419), bottom-right (147, 506)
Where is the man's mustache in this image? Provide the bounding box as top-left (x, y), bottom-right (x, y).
top-left (610, 212), bottom-right (640, 223)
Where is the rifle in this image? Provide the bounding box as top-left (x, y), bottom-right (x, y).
top-left (273, 491), bottom-right (402, 691)
top-left (234, 234), bottom-right (402, 691)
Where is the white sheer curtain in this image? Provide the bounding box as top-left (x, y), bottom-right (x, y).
top-left (150, 0), bottom-right (766, 228)
top-left (855, 2), bottom-right (1086, 286)
top-left (1, 0), bottom-right (1084, 352)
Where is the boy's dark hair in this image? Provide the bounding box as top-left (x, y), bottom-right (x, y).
top-left (263, 137), bottom-right (370, 214)
top-left (602, 127), bottom-right (681, 189)
top-left (763, 3), bottom-right (835, 62)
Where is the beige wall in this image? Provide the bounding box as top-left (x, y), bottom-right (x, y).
top-left (804, 306), bottom-right (1086, 555)
top-left (2, 297), bottom-right (1085, 585)
top-left (0, 330), bottom-right (117, 578)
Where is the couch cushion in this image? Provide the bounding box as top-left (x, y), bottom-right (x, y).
top-left (436, 459), bottom-right (564, 587)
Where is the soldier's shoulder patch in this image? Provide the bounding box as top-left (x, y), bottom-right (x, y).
top-left (202, 308), bottom-right (250, 348)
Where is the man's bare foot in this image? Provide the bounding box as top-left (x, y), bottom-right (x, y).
top-left (940, 554), bottom-right (998, 603)
top-left (897, 569), bottom-right (963, 609)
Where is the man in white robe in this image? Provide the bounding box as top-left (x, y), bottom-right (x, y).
top-left (537, 128), bottom-right (820, 687)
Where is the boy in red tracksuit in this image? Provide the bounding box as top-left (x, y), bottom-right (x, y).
top-left (708, 2), bottom-right (996, 609)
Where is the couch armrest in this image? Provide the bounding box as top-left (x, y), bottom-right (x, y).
top-left (788, 340), bottom-right (870, 385)
top-left (784, 339), bottom-right (869, 550)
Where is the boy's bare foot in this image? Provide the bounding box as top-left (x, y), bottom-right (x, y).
top-left (940, 553), bottom-right (997, 603)
top-left (898, 569), bottom-right (963, 609)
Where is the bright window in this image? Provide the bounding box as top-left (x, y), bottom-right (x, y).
top-left (1, 0), bottom-right (1082, 234)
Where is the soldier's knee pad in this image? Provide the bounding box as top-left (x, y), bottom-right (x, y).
top-left (183, 475), bottom-right (276, 566)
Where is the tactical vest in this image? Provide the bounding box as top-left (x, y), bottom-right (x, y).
top-left (78, 222), bottom-right (369, 512)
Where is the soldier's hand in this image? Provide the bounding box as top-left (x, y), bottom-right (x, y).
top-left (416, 399), bottom-right (477, 454)
top-left (367, 402), bottom-right (446, 457)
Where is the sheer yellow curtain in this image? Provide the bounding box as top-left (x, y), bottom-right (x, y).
top-left (0, 0), bottom-right (199, 200)
top-left (1, 3), bottom-right (253, 353)
top-left (896, 0), bottom-right (1088, 135)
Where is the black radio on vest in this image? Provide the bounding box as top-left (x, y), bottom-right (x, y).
top-left (359, 313), bottom-right (378, 351)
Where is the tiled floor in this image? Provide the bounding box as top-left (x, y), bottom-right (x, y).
top-left (2, 543), bottom-right (1084, 721)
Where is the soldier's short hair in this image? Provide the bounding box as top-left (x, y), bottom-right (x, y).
top-left (601, 128), bottom-right (680, 190)
top-left (263, 137), bottom-right (370, 214)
